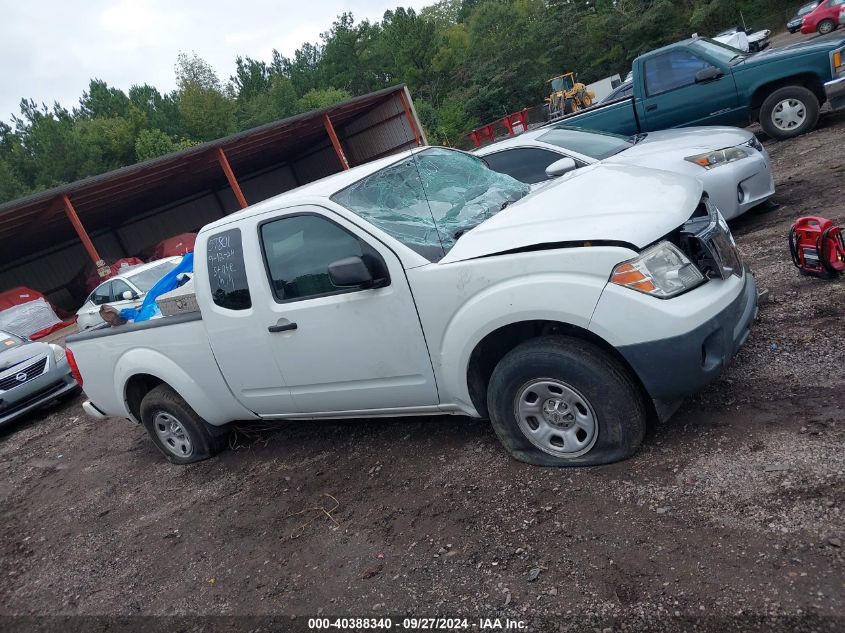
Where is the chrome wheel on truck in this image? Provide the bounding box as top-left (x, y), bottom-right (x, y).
top-left (152, 412), bottom-right (193, 458)
top-left (772, 99), bottom-right (807, 132)
top-left (515, 379), bottom-right (598, 458)
top-left (759, 86), bottom-right (819, 140)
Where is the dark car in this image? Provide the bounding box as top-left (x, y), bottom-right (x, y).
top-left (0, 329), bottom-right (79, 427)
top-left (789, 1), bottom-right (821, 32)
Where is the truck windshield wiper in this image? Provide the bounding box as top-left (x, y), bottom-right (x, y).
top-left (631, 132), bottom-right (648, 144)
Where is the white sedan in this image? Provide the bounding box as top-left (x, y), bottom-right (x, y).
top-left (475, 125), bottom-right (774, 220)
top-left (75, 258), bottom-right (182, 330)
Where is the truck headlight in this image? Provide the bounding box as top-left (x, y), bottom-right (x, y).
top-left (610, 241), bottom-right (706, 299)
top-left (685, 146), bottom-right (752, 169)
top-left (49, 343), bottom-right (67, 366)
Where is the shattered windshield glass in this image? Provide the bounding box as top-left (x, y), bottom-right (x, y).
top-left (331, 148), bottom-right (530, 259)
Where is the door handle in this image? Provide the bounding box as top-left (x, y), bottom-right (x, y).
top-left (268, 322), bottom-right (298, 333)
top-left (645, 104), bottom-right (658, 112)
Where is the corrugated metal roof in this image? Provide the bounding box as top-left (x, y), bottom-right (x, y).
top-left (0, 85), bottom-right (410, 266)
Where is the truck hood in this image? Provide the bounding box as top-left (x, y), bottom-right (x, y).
top-left (605, 127), bottom-right (754, 163)
top-left (441, 163), bottom-right (702, 263)
top-left (735, 36), bottom-right (845, 68)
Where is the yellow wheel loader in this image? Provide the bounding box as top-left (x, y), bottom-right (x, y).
top-left (546, 72), bottom-right (595, 121)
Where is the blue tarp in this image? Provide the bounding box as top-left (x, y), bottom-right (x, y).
top-left (119, 253), bottom-right (194, 323)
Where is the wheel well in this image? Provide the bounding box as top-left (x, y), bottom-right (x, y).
top-left (466, 320), bottom-right (651, 419)
top-left (750, 74), bottom-right (826, 113)
top-left (125, 374), bottom-right (164, 422)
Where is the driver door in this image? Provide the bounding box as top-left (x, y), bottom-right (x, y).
top-left (250, 207), bottom-right (439, 415)
top-left (639, 49), bottom-right (740, 129)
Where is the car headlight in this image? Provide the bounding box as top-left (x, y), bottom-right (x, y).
top-left (685, 146), bottom-right (752, 169)
top-left (49, 343), bottom-right (67, 366)
top-left (610, 241), bottom-right (706, 299)
top-left (746, 136), bottom-right (763, 152)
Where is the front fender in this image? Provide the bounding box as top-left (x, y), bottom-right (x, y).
top-left (115, 348), bottom-right (255, 426)
top-left (437, 272), bottom-right (609, 413)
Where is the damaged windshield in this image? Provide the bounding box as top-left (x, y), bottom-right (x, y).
top-left (331, 147), bottom-right (530, 260)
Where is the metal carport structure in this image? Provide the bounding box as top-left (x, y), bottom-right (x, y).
top-left (0, 85), bottom-right (425, 309)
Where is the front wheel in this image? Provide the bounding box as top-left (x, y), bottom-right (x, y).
top-left (140, 384), bottom-right (229, 464)
top-left (759, 86), bottom-right (820, 140)
top-left (487, 336), bottom-right (647, 467)
top-left (818, 19), bottom-right (836, 35)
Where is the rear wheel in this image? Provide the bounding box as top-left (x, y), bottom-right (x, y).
top-left (817, 19), bottom-right (835, 35)
top-left (140, 384), bottom-right (229, 464)
top-left (759, 86), bottom-right (819, 140)
top-left (487, 336), bottom-right (647, 467)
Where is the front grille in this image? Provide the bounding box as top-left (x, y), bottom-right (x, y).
top-left (677, 197), bottom-right (743, 280)
top-left (0, 356), bottom-right (48, 392)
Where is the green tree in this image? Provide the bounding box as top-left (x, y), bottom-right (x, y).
top-left (297, 87), bottom-right (351, 111)
top-left (134, 128), bottom-right (177, 161)
top-left (174, 53), bottom-right (236, 142)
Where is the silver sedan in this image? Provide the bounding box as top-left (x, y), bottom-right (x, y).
top-left (476, 125), bottom-right (774, 220)
top-left (0, 329), bottom-right (79, 427)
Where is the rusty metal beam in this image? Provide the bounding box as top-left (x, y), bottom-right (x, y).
top-left (398, 90), bottom-right (423, 146)
top-left (322, 113), bottom-right (350, 170)
top-left (60, 194), bottom-right (102, 265)
top-left (215, 147), bottom-right (249, 209)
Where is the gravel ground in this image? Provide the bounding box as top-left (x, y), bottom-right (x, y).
top-left (1, 113), bottom-right (844, 633)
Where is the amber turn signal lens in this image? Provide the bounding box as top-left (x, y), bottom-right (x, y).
top-left (610, 264), bottom-right (657, 292)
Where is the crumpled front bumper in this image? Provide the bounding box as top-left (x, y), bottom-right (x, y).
top-left (825, 76), bottom-right (845, 111)
top-left (616, 269), bottom-right (758, 405)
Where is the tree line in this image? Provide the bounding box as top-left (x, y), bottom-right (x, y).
top-left (0, 0), bottom-right (798, 205)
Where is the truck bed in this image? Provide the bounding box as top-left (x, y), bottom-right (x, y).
top-left (546, 97), bottom-right (640, 136)
top-left (66, 312), bottom-right (255, 426)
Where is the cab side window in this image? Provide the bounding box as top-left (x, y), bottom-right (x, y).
top-left (260, 214), bottom-right (386, 302)
top-left (90, 282), bottom-right (113, 306)
top-left (644, 50), bottom-right (713, 96)
top-left (483, 148), bottom-right (571, 184)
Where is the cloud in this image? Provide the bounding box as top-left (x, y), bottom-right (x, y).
top-left (0, 0), bottom-right (428, 123)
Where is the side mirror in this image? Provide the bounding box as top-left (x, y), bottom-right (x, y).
top-left (121, 290), bottom-right (137, 301)
top-left (695, 66), bottom-right (724, 83)
top-left (328, 256), bottom-right (373, 288)
top-left (545, 157), bottom-right (578, 178)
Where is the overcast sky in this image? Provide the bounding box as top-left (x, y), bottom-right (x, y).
top-left (0, 0), bottom-right (428, 125)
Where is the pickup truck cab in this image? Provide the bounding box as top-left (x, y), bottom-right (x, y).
top-left (67, 148), bottom-right (757, 468)
top-left (558, 36), bottom-right (845, 140)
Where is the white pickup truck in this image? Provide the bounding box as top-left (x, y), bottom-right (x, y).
top-left (67, 147), bottom-right (757, 467)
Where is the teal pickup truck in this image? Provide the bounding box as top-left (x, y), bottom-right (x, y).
top-left (560, 37), bottom-right (845, 140)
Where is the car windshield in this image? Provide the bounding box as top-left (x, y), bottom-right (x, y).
top-left (331, 148), bottom-right (530, 259)
top-left (537, 127), bottom-right (633, 159)
top-left (799, 2), bottom-right (819, 15)
top-left (127, 261), bottom-right (178, 292)
top-left (689, 38), bottom-right (745, 64)
top-left (0, 329), bottom-right (24, 350)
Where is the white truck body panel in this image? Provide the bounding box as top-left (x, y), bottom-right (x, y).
top-left (67, 148), bottom-right (756, 438)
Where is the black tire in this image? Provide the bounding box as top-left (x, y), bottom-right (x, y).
top-left (140, 384), bottom-right (229, 464)
top-left (759, 86), bottom-right (820, 140)
top-left (487, 336), bottom-right (646, 467)
top-left (818, 19), bottom-right (835, 35)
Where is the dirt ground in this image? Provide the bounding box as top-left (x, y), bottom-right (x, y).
top-left (2, 106), bottom-right (845, 633)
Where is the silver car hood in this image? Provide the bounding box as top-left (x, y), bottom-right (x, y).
top-left (605, 127), bottom-right (755, 165)
top-left (0, 341), bottom-right (49, 373)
